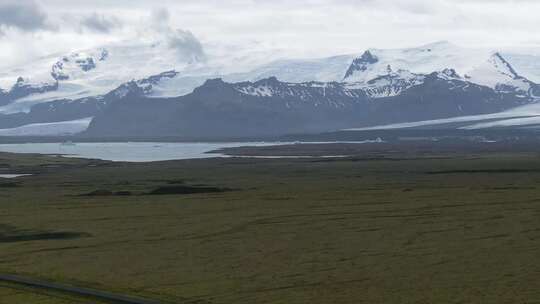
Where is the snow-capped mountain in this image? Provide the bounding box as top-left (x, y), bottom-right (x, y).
top-left (1, 40), bottom-right (540, 137)
top-left (0, 77), bottom-right (58, 107)
top-left (50, 49), bottom-right (108, 81)
top-left (343, 42), bottom-right (539, 98)
top-left (0, 40), bottom-right (538, 109)
top-left (0, 39), bottom-right (211, 114)
top-left (346, 68), bottom-right (425, 98)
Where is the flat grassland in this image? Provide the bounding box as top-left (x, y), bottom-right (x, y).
top-left (1, 150), bottom-right (540, 303)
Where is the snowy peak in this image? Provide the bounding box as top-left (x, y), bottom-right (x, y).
top-left (138, 70), bottom-right (179, 86)
top-left (105, 81), bottom-right (147, 100)
top-left (51, 49), bottom-right (109, 81)
top-left (104, 70), bottom-right (181, 99)
top-left (437, 68), bottom-right (461, 80)
top-left (466, 52), bottom-right (533, 96)
top-left (0, 76), bottom-right (58, 106)
top-left (235, 78), bottom-right (369, 103)
top-left (346, 69), bottom-right (425, 98)
top-left (342, 43), bottom-right (539, 98)
top-left (343, 50), bottom-right (379, 79)
top-left (489, 52), bottom-right (520, 79)
top-left (342, 41), bottom-right (470, 84)
top-left (210, 77), bottom-right (369, 110)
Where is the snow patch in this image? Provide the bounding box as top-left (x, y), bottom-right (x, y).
top-left (345, 69), bottom-right (425, 98)
top-left (0, 117), bottom-right (93, 136)
top-left (461, 116), bottom-right (540, 129)
top-left (235, 85), bottom-right (275, 97)
top-left (344, 102), bottom-right (540, 131)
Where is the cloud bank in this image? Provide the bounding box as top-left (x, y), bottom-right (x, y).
top-left (80, 13), bottom-right (122, 33)
top-left (0, 0), bottom-right (50, 33)
top-left (0, 0), bottom-right (539, 68)
top-left (149, 8), bottom-right (206, 62)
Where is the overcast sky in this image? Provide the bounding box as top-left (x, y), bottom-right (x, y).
top-left (1, 0), bottom-right (539, 68)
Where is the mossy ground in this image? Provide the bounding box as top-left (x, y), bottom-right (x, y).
top-left (1, 151), bottom-right (540, 303)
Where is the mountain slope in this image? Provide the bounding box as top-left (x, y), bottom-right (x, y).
top-left (84, 78), bottom-right (370, 138)
top-left (83, 74), bottom-right (533, 138)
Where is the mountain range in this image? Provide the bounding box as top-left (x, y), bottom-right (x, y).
top-left (0, 40), bottom-right (539, 138)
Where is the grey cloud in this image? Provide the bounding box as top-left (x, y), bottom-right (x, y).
top-left (150, 7), bottom-right (170, 30)
top-left (152, 7), bottom-right (170, 21)
top-left (150, 7), bottom-right (206, 62)
top-left (167, 29), bottom-right (206, 63)
top-left (81, 13), bottom-right (122, 33)
top-left (0, 0), bottom-right (49, 33)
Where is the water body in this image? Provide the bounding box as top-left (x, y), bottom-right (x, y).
top-left (0, 174), bottom-right (32, 178)
top-left (0, 142), bottom-right (290, 162)
top-left (0, 140), bottom-right (383, 162)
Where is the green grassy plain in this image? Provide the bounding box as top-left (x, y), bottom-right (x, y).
top-left (2, 151), bottom-right (540, 303)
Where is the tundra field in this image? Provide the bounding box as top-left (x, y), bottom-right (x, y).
top-left (1, 149), bottom-right (540, 303)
